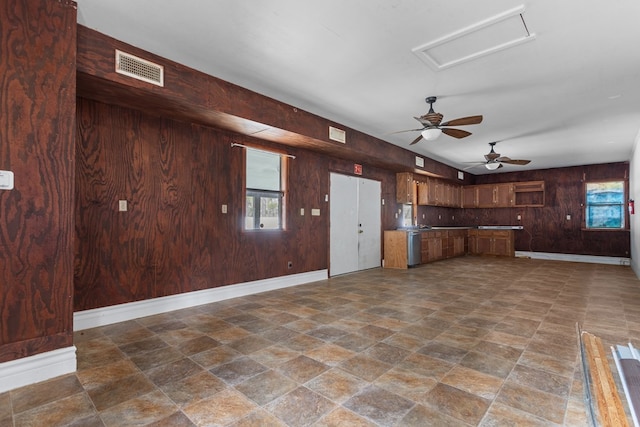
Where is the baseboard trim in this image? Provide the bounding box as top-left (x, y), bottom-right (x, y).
top-left (74, 270), bottom-right (329, 331)
top-left (515, 251), bottom-right (631, 266)
top-left (0, 346), bottom-right (77, 393)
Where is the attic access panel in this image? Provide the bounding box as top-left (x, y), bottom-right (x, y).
top-left (412, 5), bottom-right (535, 70)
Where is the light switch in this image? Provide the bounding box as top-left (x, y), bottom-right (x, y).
top-left (118, 200), bottom-right (127, 212)
top-left (0, 170), bottom-right (14, 190)
top-left (300, 208), bottom-right (305, 216)
top-left (566, 214), bottom-right (571, 220)
top-left (221, 204), bottom-right (227, 214)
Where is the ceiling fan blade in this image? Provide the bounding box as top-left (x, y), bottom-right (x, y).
top-left (441, 115), bottom-right (483, 127)
top-left (442, 128), bottom-right (472, 139)
top-left (462, 162), bottom-right (485, 170)
top-left (500, 159), bottom-right (531, 165)
top-left (389, 128), bottom-right (425, 135)
top-left (409, 135), bottom-right (423, 145)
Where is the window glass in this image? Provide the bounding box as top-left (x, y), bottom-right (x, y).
top-left (245, 148), bottom-right (284, 230)
top-left (585, 181), bottom-right (625, 229)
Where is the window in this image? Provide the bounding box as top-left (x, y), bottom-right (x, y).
top-left (245, 148), bottom-right (286, 230)
top-left (585, 180), bottom-right (625, 229)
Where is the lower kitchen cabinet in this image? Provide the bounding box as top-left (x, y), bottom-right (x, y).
top-left (468, 229), bottom-right (514, 257)
top-left (421, 231), bottom-right (444, 263)
top-left (448, 229), bottom-right (467, 257)
top-left (384, 228), bottom-right (514, 269)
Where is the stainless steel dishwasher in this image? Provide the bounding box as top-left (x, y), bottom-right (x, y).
top-left (407, 231), bottom-right (421, 267)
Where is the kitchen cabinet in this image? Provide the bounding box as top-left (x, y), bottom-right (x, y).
top-left (396, 172), bottom-right (415, 204)
top-left (514, 180), bottom-right (545, 207)
top-left (468, 229), bottom-right (514, 257)
top-left (423, 179), bottom-right (461, 207)
top-left (462, 186), bottom-right (478, 208)
top-left (475, 183), bottom-right (513, 208)
top-left (447, 229), bottom-right (467, 257)
top-left (417, 180), bottom-right (432, 205)
top-left (421, 230), bottom-right (444, 262)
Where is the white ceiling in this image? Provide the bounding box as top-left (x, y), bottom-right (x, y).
top-left (76, 0), bottom-right (640, 174)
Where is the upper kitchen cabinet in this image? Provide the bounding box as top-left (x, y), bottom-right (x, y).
top-left (462, 185), bottom-right (478, 208)
top-left (396, 172), bottom-right (416, 204)
top-left (513, 181), bottom-right (545, 207)
top-left (416, 177), bottom-right (461, 207)
top-left (476, 183), bottom-right (514, 208)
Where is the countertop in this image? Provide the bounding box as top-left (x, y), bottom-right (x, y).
top-left (395, 225), bottom-right (523, 232)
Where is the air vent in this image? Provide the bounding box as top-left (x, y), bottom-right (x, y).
top-left (115, 50), bottom-right (164, 86)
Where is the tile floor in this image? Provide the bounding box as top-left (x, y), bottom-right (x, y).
top-left (3, 256), bottom-right (640, 426)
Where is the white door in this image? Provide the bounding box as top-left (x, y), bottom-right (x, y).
top-left (357, 178), bottom-right (381, 270)
top-left (329, 173), bottom-right (381, 276)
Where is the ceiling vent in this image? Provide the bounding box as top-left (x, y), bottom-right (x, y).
top-left (115, 50), bottom-right (164, 86)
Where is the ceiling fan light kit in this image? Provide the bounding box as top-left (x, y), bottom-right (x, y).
top-left (421, 128), bottom-right (442, 140)
top-left (485, 162), bottom-right (501, 170)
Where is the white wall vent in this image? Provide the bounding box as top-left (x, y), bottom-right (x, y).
top-left (115, 50), bottom-right (164, 86)
top-left (328, 126), bottom-right (346, 143)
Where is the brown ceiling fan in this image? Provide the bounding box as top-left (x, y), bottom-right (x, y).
top-left (466, 142), bottom-right (531, 170)
top-left (395, 96), bottom-right (483, 145)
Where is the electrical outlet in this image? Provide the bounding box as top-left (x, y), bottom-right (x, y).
top-left (566, 214), bottom-right (571, 220)
top-left (517, 214), bottom-right (521, 221)
top-left (300, 208), bottom-right (305, 216)
top-left (221, 204), bottom-right (227, 214)
top-left (118, 200), bottom-right (127, 212)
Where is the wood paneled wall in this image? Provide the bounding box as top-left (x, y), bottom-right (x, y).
top-left (75, 99), bottom-right (398, 311)
top-left (0, 0), bottom-right (76, 362)
top-left (416, 163), bottom-right (630, 257)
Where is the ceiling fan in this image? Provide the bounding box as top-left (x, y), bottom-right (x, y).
top-left (396, 96), bottom-right (483, 145)
top-left (467, 142), bottom-right (531, 170)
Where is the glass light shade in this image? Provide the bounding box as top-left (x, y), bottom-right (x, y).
top-left (421, 128), bottom-right (442, 141)
top-left (485, 162), bottom-right (501, 170)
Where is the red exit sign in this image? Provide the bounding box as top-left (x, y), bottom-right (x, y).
top-left (354, 164), bottom-right (362, 175)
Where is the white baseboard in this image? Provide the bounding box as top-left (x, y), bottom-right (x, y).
top-left (516, 251), bottom-right (631, 266)
top-left (0, 346), bottom-right (76, 393)
top-left (0, 271), bottom-right (327, 394)
top-left (74, 270), bottom-right (328, 331)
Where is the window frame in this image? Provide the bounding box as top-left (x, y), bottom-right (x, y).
top-left (243, 146), bottom-right (288, 232)
top-left (583, 179), bottom-right (628, 231)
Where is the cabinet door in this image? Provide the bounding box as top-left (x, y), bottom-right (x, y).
top-left (467, 231), bottom-right (478, 254)
top-left (416, 181), bottom-right (426, 205)
top-left (494, 183), bottom-right (514, 207)
top-left (450, 184), bottom-right (461, 208)
top-left (452, 233), bottom-right (465, 256)
top-left (476, 233), bottom-right (493, 254)
top-left (420, 233), bottom-right (429, 261)
top-left (476, 185), bottom-right (495, 208)
top-left (427, 238), bottom-right (443, 261)
top-left (396, 173), bottom-right (414, 204)
top-left (434, 181), bottom-right (445, 206)
top-left (462, 186), bottom-right (478, 208)
top-left (492, 231), bottom-right (514, 256)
